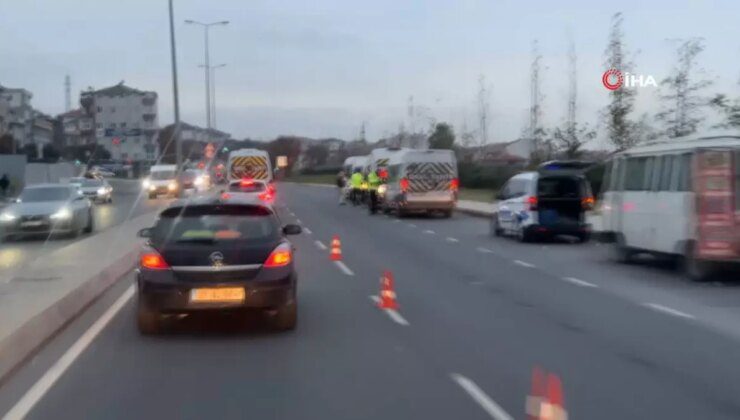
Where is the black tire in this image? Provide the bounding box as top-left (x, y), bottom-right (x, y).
top-left (490, 215), bottom-right (502, 237)
top-left (683, 243), bottom-right (715, 282)
top-left (441, 210), bottom-right (453, 219)
top-left (612, 236), bottom-right (634, 263)
top-left (576, 232), bottom-right (590, 243)
top-left (272, 301), bottom-right (297, 331)
top-left (516, 225), bottom-right (531, 243)
top-left (83, 211), bottom-right (94, 233)
top-left (137, 299), bottom-right (162, 335)
top-left (397, 208), bottom-right (407, 219)
top-left (107, 196), bottom-right (113, 204)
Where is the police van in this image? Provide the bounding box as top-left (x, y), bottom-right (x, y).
top-left (381, 149), bottom-right (458, 217)
top-left (227, 149), bottom-right (273, 183)
top-left (599, 133), bottom-right (740, 280)
top-left (490, 161), bottom-right (594, 242)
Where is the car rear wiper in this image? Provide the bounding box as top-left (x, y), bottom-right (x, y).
top-left (175, 238), bottom-right (217, 244)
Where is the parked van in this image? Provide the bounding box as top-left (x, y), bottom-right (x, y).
top-left (382, 149), bottom-right (458, 217)
top-left (491, 161), bottom-right (594, 242)
top-left (227, 149), bottom-right (272, 183)
top-left (600, 133), bottom-right (740, 280)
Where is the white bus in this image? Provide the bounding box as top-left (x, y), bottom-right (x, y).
top-left (600, 132), bottom-right (740, 280)
top-left (227, 149), bottom-right (272, 183)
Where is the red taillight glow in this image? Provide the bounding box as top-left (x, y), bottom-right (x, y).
top-left (581, 196), bottom-right (595, 210)
top-left (450, 178), bottom-right (459, 191)
top-left (221, 192), bottom-right (232, 200)
top-left (264, 244), bottom-right (292, 268)
top-left (258, 192), bottom-right (274, 202)
top-left (527, 196), bottom-right (538, 211)
top-left (400, 178), bottom-right (409, 192)
top-left (140, 252), bottom-right (170, 270)
top-left (240, 179), bottom-right (254, 187)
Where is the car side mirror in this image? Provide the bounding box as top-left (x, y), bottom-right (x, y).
top-left (137, 227), bottom-right (152, 238)
top-left (282, 224), bottom-right (302, 235)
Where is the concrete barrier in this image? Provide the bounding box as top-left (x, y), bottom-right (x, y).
top-left (0, 210), bottom-right (157, 382)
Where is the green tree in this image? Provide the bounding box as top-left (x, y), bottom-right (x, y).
top-left (428, 123), bottom-right (455, 149)
top-left (305, 144), bottom-right (329, 167)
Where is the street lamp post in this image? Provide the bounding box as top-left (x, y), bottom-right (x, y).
top-left (210, 64), bottom-right (226, 129)
top-left (168, 0), bottom-right (182, 170)
top-left (184, 19), bottom-right (228, 131)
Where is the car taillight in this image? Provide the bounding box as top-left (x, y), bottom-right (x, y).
top-left (450, 178), bottom-right (459, 191)
top-left (258, 192), bottom-right (274, 202)
top-left (264, 243), bottom-right (292, 268)
top-left (400, 178), bottom-right (409, 193)
top-left (240, 179), bottom-right (254, 187)
top-left (581, 196), bottom-right (595, 210)
top-left (527, 196), bottom-right (538, 211)
top-left (140, 252), bottom-right (170, 270)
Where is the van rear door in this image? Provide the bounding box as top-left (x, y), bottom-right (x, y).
top-left (404, 161), bottom-right (457, 202)
top-left (536, 175), bottom-right (589, 227)
top-left (695, 148), bottom-right (738, 259)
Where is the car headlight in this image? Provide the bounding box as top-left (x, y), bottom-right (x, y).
top-left (0, 212), bottom-right (16, 222)
top-left (168, 181), bottom-right (178, 191)
top-left (142, 179), bottom-right (151, 188)
top-left (97, 187), bottom-right (107, 195)
top-left (194, 176), bottom-right (204, 186)
top-left (50, 208), bottom-right (72, 220)
top-left (378, 184), bottom-right (387, 195)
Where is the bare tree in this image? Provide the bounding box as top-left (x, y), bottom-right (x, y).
top-left (528, 40), bottom-right (549, 161)
top-left (709, 92), bottom-right (740, 128)
top-left (656, 38), bottom-right (713, 138)
top-left (602, 12), bottom-right (638, 150)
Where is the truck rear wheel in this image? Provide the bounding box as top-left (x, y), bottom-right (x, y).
top-left (683, 243), bottom-right (716, 282)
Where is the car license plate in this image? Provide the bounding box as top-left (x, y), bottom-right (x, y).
top-left (189, 287), bottom-right (245, 303)
top-left (21, 220), bottom-right (44, 227)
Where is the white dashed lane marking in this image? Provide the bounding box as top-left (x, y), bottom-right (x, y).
top-left (644, 303), bottom-right (695, 320)
top-left (314, 240), bottom-right (327, 250)
top-left (303, 227), bottom-right (313, 235)
top-left (562, 277), bottom-right (597, 288)
top-left (369, 296), bottom-right (410, 326)
top-left (476, 247), bottom-right (494, 254)
top-left (335, 261), bottom-right (355, 276)
top-left (450, 373), bottom-right (513, 420)
top-left (423, 229), bottom-right (435, 234)
top-left (446, 237), bottom-right (459, 243)
top-left (513, 260), bottom-right (535, 268)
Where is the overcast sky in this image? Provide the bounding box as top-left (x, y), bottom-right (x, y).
top-left (1, 0), bottom-right (739, 147)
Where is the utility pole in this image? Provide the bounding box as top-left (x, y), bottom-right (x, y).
top-left (407, 96), bottom-right (415, 135)
top-left (168, 0), bottom-right (182, 170)
top-left (201, 63), bottom-right (226, 129)
top-left (567, 31), bottom-right (577, 138)
top-left (185, 19), bottom-right (229, 131)
top-left (477, 75), bottom-right (489, 146)
top-left (529, 40), bottom-right (543, 159)
top-left (359, 121), bottom-right (366, 142)
top-left (64, 75), bottom-right (71, 112)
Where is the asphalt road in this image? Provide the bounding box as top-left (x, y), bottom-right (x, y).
top-left (0, 179), bottom-right (163, 274)
top-left (2, 183), bottom-right (740, 419)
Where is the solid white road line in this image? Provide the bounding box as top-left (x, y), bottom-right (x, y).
top-left (644, 303), bottom-right (696, 320)
top-left (446, 237), bottom-right (460, 243)
top-left (4, 285), bottom-right (136, 420)
top-left (296, 218), bottom-right (302, 224)
top-left (513, 259), bottom-right (535, 268)
top-left (562, 277), bottom-right (598, 288)
top-left (423, 229), bottom-right (436, 234)
top-left (450, 373), bottom-right (514, 420)
top-left (334, 261), bottom-right (355, 276)
top-left (314, 240), bottom-right (327, 250)
top-left (393, 219), bottom-right (401, 223)
top-left (408, 223), bottom-right (417, 228)
top-left (303, 227), bottom-right (313, 235)
top-left (476, 247), bottom-right (494, 254)
top-left (369, 296), bottom-right (410, 326)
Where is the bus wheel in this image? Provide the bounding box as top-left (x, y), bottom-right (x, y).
top-left (683, 243), bottom-right (715, 282)
top-left (612, 235), bottom-right (634, 263)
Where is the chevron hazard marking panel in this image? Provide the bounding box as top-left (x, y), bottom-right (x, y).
top-left (230, 156), bottom-right (269, 180)
top-left (405, 162), bottom-right (456, 193)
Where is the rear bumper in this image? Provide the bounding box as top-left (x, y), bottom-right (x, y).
top-left (2, 219), bottom-right (76, 236)
top-left (399, 198), bottom-right (456, 211)
top-left (137, 271), bottom-right (296, 312)
top-left (524, 223), bottom-right (590, 237)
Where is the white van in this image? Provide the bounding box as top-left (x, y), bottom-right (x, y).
top-left (382, 149), bottom-right (458, 217)
top-left (600, 133), bottom-right (740, 280)
top-left (227, 149), bottom-right (272, 183)
top-left (143, 164), bottom-right (178, 199)
top-left (491, 161), bottom-right (594, 242)
top-left (368, 147), bottom-right (409, 175)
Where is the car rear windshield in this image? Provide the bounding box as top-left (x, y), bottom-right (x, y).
top-left (150, 170), bottom-right (176, 180)
top-left (152, 205), bottom-right (277, 244)
top-left (229, 182), bottom-right (266, 193)
top-left (20, 187), bottom-right (71, 202)
top-left (537, 176), bottom-right (585, 199)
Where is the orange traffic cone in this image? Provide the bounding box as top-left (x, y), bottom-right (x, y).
top-left (378, 271), bottom-right (399, 310)
top-left (526, 367), bottom-right (568, 420)
top-left (330, 235), bottom-right (342, 261)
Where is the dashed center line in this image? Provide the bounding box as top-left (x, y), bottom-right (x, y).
top-left (644, 303), bottom-right (695, 320)
top-left (451, 373), bottom-right (513, 420)
top-left (423, 229), bottom-right (436, 234)
top-left (303, 227), bottom-right (313, 235)
top-left (369, 296), bottom-right (410, 326)
top-left (314, 240), bottom-right (327, 250)
top-left (446, 237), bottom-right (460, 243)
top-left (334, 261), bottom-right (355, 276)
top-left (562, 277), bottom-right (597, 288)
top-left (513, 259), bottom-right (535, 268)
top-left (476, 247), bottom-right (494, 254)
